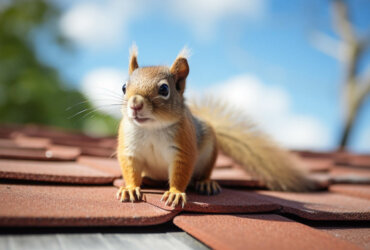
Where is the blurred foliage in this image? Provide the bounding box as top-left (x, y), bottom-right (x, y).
top-left (0, 0), bottom-right (118, 136)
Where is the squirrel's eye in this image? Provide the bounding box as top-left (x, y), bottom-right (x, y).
top-left (122, 83), bottom-right (127, 94)
top-left (158, 84), bottom-right (169, 97)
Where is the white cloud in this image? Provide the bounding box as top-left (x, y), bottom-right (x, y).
top-left (81, 68), bottom-right (125, 118)
top-left (60, 0), bottom-right (145, 48)
top-left (167, 0), bottom-right (265, 40)
top-left (60, 0), bottom-right (266, 47)
top-left (208, 75), bottom-right (331, 150)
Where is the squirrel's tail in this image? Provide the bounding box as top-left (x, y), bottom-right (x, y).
top-left (189, 97), bottom-right (318, 192)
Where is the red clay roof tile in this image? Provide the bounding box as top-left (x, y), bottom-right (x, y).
top-left (79, 146), bottom-right (116, 157)
top-left (210, 166), bottom-right (263, 188)
top-left (0, 145), bottom-right (81, 161)
top-left (329, 184), bottom-right (370, 200)
top-left (144, 188), bottom-right (279, 213)
top-left (318, 227), bottom-right (370, 249)
top-left (346, 155), bottom-right (370, 168)
top-left (294, 150), bottom-right (336, 159)
top-left (330, 166), bottom-right (370, 184)
top-left (0, 159), bottom-right (117, 184)
top-left (334, 152), bottom-right (370, 168)
top-left (77, 156), bottom-right (122, 176)
top-left (0, 147), bottom-right (51, 160)
top-left (0, 184), bottom-right (178, 227)
top-left (258, 190), bottom-right (370, 220)
top-left (0, 136), bottom-right (51, 149)
top-left (214, 153), bottom-right (234, 168)
top-left (45, 145), bottom-right (81, 160)
top-left (300, 157), bottom-right (334, 172)
top-left (174, 214), bottom-right (358, 250)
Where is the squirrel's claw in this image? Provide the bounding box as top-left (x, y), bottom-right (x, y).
top-left (116, 186), bottom-right (142, 202)
top-left (161, 190), bottom-right (187, 208)
top-left (195, 180), bottom-right (221, 195)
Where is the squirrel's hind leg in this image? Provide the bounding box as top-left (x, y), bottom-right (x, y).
top-left (195, 179), bottom-right (221, 195)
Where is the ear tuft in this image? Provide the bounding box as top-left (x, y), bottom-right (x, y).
top-left (129, 43), bottom-right (139, 74)
top-left (176, 46), bottom-right (191, 60)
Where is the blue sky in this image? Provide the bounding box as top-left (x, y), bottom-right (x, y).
top-left (37, 0), bottom-right (370, 152)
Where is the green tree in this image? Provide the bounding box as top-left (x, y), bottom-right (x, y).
top-left (0, 0), bottom-right (118, 135)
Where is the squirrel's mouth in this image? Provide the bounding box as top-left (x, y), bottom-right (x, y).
top-left (134, 117), bottom-right (151, 123)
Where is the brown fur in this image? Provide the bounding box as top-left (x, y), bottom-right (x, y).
top-left (170, 111), bottom-right (197, 192)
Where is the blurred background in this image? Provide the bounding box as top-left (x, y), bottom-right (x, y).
top-left (0, 0), bottom-right (369, 152)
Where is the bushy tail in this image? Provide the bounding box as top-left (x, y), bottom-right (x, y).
top-left (189, 97), bottom-right (318, 192)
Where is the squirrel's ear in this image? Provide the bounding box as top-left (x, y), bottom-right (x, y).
top-left (129, 44), bottom-right (139, 75)
top-left (171, 48), bottom-right (190, 95)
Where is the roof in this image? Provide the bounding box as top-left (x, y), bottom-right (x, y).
top-left (0, 124), bottom-right (369, 249)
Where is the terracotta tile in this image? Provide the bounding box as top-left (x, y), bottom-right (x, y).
top-left (347, 155), bottom-right (370, 168)
top-left (330, 166), bottom-right (370, 184)
top-left (77, 156), bottom-right (122, 176)
top-left (98, 137), bottom-right (117, 149)
top-left (113, 178), bottom-right (125, 187)
top-left (174, 214), bottom-right (358, 250)
top-left (46, 145), bottom-right (81, 160)
top-left (318, 227), bottom-right (370, 249)
top-left (51, 137), bottom-right (114, 149)
top-left (293, 150), bottom-right (336, 159)
top-left (0, 145), bottom-right (80, 161)
top-left (300, 157), bottom-right (334, 172)
top-left (0, 126), bottom-right (16, 138)
top-left (334, 152), bottom-right (370, 168)
top-left (0, 184), bottom-right (177, 226)
top-left (0, 137), bottom-right (50, 150)
top-left (80, 146), bottom-right (116, 157)
top-left (258, 190), bottom-right (370, 220)
top-left (331, 166), bottom-right (370, 176)
top-left (20, 124), bottom-right (95, 141)
top-left (330, 184), bottom-right (370, 200)
top-left (0, 147), bottom-right (50, 160)
top-left (0, 159), bottom-right (117, 184)
top-left (308, 173), bottom-right (331, 189)
top-left (210, 167), bottom-right (263, 187)
top-left (22, 131), bottom-right (116, 157)
top-left (6, 125), bottom-right (116, 151)
top-left (144, 188), bottom-right (279, 213)
top-left (214, 153), bottom-right (233, 168)
top-left (0, 138), bottom-right (19, 148)
top-left (12, 135), bottom-right (51, 148)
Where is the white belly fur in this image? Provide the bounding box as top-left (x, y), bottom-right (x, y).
top-left (121, 118), bottom-right (215, 182)
top-left (122, 119), bottom-right (177, 180)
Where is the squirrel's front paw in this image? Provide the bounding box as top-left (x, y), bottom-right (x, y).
top-left (116, 186), bottom-right (141, 202)
top-left (195, 180), bottom-right (221, 195)
top-left (161, 189), bottom-right (186, 208)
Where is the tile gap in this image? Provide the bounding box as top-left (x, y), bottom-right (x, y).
top-left (0, 221), bottom-right (182, 235)
top-left (274, 212), bottom-right (370, 228)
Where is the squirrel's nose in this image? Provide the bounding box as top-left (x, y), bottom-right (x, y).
top-left (129, 95), bottom-right (144, 111)
top-left (130, 102), bottom-right (143, 111)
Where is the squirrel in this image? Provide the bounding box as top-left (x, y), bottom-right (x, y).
top-left (116, 45), bottom-right (317, 208)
